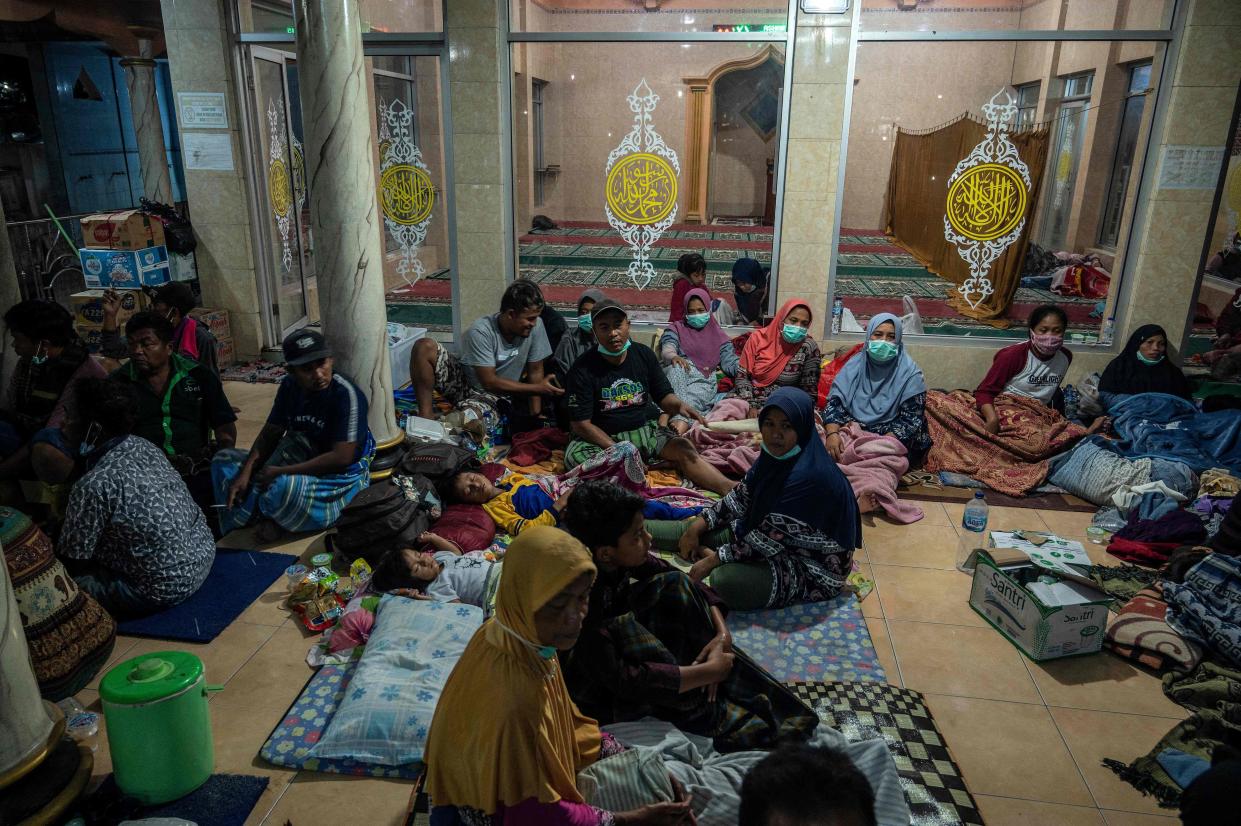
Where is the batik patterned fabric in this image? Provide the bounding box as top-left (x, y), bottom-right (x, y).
top-left (1164, 553), bottom-right (1241, 667)
top-left (790, 681), bottom-right (985, 826)
top-left (1, 506), bottom-right (115, 701)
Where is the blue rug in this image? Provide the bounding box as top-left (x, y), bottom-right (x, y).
top-left (91, 773), bottom-right (268, 826)
top-left (117, 548), bottom-right (297, 642)
top-left (726, 593), bottom-right (886, 684)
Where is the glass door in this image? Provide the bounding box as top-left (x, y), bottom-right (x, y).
top-left (247, 46), bottom-right (312, 337)
top-left (1039, 73), bottom-right (1094, 250)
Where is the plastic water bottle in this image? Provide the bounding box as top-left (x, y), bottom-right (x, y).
top-left (1063, 385), bottom-right (1080, 423)
top-left (955, 491), bottom-right (989, 573)
top-left (831, 298), bottom-right (843, 335)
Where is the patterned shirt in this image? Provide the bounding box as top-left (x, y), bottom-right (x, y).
top-left (822, 392), bottom-right (932, 458)
top-left (60, 436), bottom-right (215, 605)
top-left (731, 338), bottom-right (821, 409)
top-left (700, 478), bottom-right (853, 609)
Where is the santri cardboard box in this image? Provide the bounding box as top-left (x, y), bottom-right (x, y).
top-left (79, 209), bottom-right (165, 250)
top-left (968, 551), bottom-right (1108, 662)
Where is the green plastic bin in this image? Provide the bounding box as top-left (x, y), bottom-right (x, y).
top-left (100, 651), bottom-right (220, 804)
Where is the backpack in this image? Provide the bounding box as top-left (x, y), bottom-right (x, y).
top-left (331, 475), bottom-right (439, 565)
top-left (398, 441), bottom-right (479, 485)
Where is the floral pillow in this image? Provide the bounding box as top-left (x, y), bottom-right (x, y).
top-left (310, 593), bottom-right (483, 765)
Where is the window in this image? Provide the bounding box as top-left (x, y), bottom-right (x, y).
top-left (859, 0), bottom-right (1173, 33)
top-left (1016, 82), bottom-right (1040, 131)
top-left (532, 78), bottom-right (547, 207)
top-left (1039, 72), bottom-right (1095, 251)
top-left (236, 0), bottom-right (442, 34)
top-left (1098, 62), bottom-right (1153, 249)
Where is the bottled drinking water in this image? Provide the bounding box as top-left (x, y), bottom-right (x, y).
top-left (831, 298), bottom-right (844, 335)
top-left (955, 491), bottom-right (989, 573)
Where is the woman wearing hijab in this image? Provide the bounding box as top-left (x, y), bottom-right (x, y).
top-left (728, 258), bottom-right (768, 325)
top-left (678, 388), bottom-right (861, 610)
top-left (1098, 324), bottom-right (1193, 409)
top-left (553, 289), bottom-right (605, 377)
top-left (657, 287), bottom-right (731, 430)
top-left (426, 525), bottom-right (694, 825)
top-left (824, 313), bottom-right (931, 464)
top-left (732, 299), bottom-right (821, 414)
top-left (669, 253), bottom-right (708, 323)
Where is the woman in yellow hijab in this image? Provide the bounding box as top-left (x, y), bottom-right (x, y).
top-left (425, 525), bottom-right (694, 826)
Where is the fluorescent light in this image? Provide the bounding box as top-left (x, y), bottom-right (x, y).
top-left (799, 0), bottom-right (850, 12)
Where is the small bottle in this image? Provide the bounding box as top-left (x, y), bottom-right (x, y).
top-left (1100, 317), bottom-right (1115, 346)
top-left (1063, 385), bottom-right (1079, 423)
top-left (955, 491), bottom-right (989, 573)
top-left (831, 298), bottom-right (843, 335)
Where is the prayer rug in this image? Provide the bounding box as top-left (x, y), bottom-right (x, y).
top-left (89, 773), bottom-right (269, 826)
top-left (116, 548), bottom-right (297, 642)
top-left (260, 659), bottom-right (424, 779)
top-left (726, 594), bottom-right (886, 684)
top-left (790, 681), bottom-right (985, 826)
top-left (219, 359), bottom-right (286, 384)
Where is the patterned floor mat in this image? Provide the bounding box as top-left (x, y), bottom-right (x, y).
top-left (791, 681), bottom-right (985, 826)
top-left (726, 594), bottom-right (886, 684)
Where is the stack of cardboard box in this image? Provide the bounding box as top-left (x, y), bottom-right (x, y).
top-left (189, 307), bottom-right (236, 368)
top-left (69, 289), bottom-right (152, 353)
top-left (77, 210), bottom-right (173, 290)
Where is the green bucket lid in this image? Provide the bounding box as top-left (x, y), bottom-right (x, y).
top-left (100, 651), bottom-right (204, 705)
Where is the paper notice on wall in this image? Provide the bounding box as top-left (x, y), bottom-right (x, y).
top-left (177, 92), bottom-right (229, 129)
top-left (182, 132), bottom-right (234, 172)
top-left (1158, 145), bottom-right (1225, 190)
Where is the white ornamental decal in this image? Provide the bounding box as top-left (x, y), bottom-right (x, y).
top-left (378, 97), bottom-right (436, 286)
top-left (604, 79), bottom-right (680, 290)
top-left (943, 89), bottom-right (1032, 310)
top-left (266, 98), bottom-right (294, 273)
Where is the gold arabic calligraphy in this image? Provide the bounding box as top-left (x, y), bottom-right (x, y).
top-left (606, 153), bottom-right (678, 226)
top-left (380, 164), bottom-right (435, 226)
top-left (946, 163), bottom-right (1027, 242)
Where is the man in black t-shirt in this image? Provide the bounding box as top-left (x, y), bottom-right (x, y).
top-left (564, 299), bottom-right (734, 495)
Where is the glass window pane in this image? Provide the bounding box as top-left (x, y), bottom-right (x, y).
top-left (834, 40), bottom-right (1164, 342)
top-left (511, 41), bottom-right (785, 326)
top-left (859, 0), bottom-right (1172, 33)
top-left (1197, 115), bottom-right (1241, 361)
top-left (510, 0), bottom-right (788, 35)
top-left (236, 0), bottom-right (442, 34)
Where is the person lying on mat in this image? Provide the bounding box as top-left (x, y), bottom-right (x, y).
top-left (679, 388), bottom-right (861, 610)
top-left (739, 743), bottom-right (878, 826)
top-left (0, 299), bottom-right (106, 485)
top-left (658, 288), bottom-right (730, 434)
top-left (425, 525), bottom-right (697, 826)
top-left (57, 378), bottom-right (215, 618)
top-left (213, 329), bottom-right (374, 542)
top-left (731, 299), bottom-right (821, 416)
top-left (564, 297), bottom-right (736, 495)
top-left (110, 310), bottom-right (236, 531)
top-left (369, 531), bottom-right (503, 612)
top-left (409, 279), bottom-right (563, 426)
top-left (560, 480), bottom-right (818, 753)
top-left (1097, 323), bottom-right (1193, 410)
top-left (669, 252), bottom-right (709, 323)
top-left (823, 313), bottom-right (931, 465)
top-left (99, 282), bottom-right (219, 375)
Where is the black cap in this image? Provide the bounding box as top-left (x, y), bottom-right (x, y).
top-left (282, 328), bottom-right (330, 366)
top-left (590, 298), bottom-right (627, 321)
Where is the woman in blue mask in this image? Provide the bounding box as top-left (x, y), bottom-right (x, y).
top-left (552, 288), bottom-right (605, 378)
top-left (824, 313), bottom-right (931, 465)
top-left (678, 387), bottom-right (861, 610)
top-left (658, 288), bottom-right (732, 431)
top-left (1097, 323), bottom-right (1192, 409)
top-left (732, 299), bottom-right (821, 415)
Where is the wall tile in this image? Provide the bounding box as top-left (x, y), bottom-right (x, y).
top-left (788, 82), bottom-right (845, 142)
top-left (793, 25), bottom-right (850, 85)
top-left (454, 183), bottom-right (505, 230)
top-left (1160, 84), bottom-right (1237, 147)
top-left (784, 139), bottom-right (838, 198)
top-left (782, 191), bottom-right (835, 245)
top-left (1190, 0), bottom-right (1239, 28)
top-left (445, 0), bottom-right (499, 29)
top-left (1172, 24), bottom-right (1241, 88)
top-left (450, 81), bottom-right (501, 135)
top-left (448, 26), bottom-right (501, 84)
top-left (452, 133), bottom-right (503, 185)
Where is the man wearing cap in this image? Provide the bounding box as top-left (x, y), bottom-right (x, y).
top-left (564, 298), bottom-right (735, 495)
top-left (211, 329), bottom-right (374, 541)
top-left (100, 282), bottom-right (219, 374)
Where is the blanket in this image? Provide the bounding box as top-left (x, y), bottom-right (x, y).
top-left (1165, 554), bottom-right (1241, 667)
top-left (1163, 658), bottom-right (1241, 713)
top-left (838, 424), bottom-right (922, 524)
top-left (1105, 585), bottom-right (1203, 672)
top-left (1047, 438), bottom-right (1154, 506)
top-left (1105, 393), bottom-right (1241, 474)
top-left (925, 390), bottom-right (1087, 496)
top-left (688, 397), bottom-right (761, 475)
top-left (597, 718), bottom-right (910, 826)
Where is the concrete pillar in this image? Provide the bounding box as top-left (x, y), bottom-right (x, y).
top-left (0, 198), bottom-right (20, 391)
top-left (120, 38), bottom-right (174, 205)
top-left (295, 0), bottom-right (399, 445)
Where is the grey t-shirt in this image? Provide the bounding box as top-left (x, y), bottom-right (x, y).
top-left (461, 314), bottom-right (552, 390)
top-left (426, 551), bottom-right (498, 607)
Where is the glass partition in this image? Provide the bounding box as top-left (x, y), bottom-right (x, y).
top-left (859, 0), bottom-right (1173, 34)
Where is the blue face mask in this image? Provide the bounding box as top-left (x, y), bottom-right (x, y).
top-left (577, 313), bottom-right (592, 332)
top-left (762, 442), bottom-right (802, 460)
top-left (29, 342), bottom-right (47, 366)
top-left (685, 312), bottom-right (710, 330)
top-left (867, 339), bottom-right (898, 363)
top-left (1136, 351), bottom-right (1164, 365)
top-left (781, 324), bottom-right (808, 344)
top-left (597, 339), bottom-right (632, 358)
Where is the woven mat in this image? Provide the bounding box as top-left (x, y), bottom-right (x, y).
top-left (901, 482), bottom-right (1096, 512)
top-left (791, 681), bottom-right (984, 826)
top-left (220, 359), bottom-right (286, 384)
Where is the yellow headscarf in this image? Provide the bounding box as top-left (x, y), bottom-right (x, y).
top-left (425, 526), bottom-right (600, 813)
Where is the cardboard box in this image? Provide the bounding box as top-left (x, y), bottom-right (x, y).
top-left (968, 551), bottom-right (1109, 662)
top-left (74, 322), bottom-right (104, 354)
top-left (69, 289), bottom-right (150, 327)
top-left (213, 336), bottom-right (236, 368)
top-left (79, 246), bottom-right (170, 289)
top-left (79, 209), bottom-right (165, 250)
top-left (189, 307), bottom-right (231, 342)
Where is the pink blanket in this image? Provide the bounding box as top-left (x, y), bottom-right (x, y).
top-left (838, 423), bottom-right (923, 524)
top-left (688, 397), bottom-right (761, 476)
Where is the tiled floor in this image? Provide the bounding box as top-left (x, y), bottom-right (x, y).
top-left (69, 381), bottom-right (1186, 825)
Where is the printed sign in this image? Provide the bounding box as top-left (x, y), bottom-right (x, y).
top-left (177, 92), bottom-right (229, 129)
top-left (182, 132), bottom-right (234, 171)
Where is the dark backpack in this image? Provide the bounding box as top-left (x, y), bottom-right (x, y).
top-left (398, 442), bottom-right (479, 485)
top-left (331, 475), bottom-right (439, 565)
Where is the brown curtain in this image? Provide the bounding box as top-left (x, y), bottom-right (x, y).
top-left (882, 116), bottom-right (1050, 326)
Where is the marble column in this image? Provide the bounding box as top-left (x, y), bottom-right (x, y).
top-left (295, 0), bottom-right (400, 446)
top-left (0, 544), bottom-right (54, 779)
top-left (120, 39), bottom-right (174, 205)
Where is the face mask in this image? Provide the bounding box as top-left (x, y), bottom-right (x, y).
top-left (685, 312), bottom-right (710, 330)
top-left (867, 339), bottom-right (898, 363)
top-left (78, 421), bottom-right (101, 457)
top-left (1030, 332), bottom-right (1063, 356)
top-left (29, 342), bottom-right (47, 367)
top-left (577, 313), bottom-right (592, 332)
top-left (496, 619), bottom-right (557, 661)
top-left (736, 282), bottom-right (756, 294)
top-left (781, 324), bottom-right (808, 345)
top-left (597, 339), bottom-right (632, 358)
top-left (762, 442), bottom-right (802, 460)
top-left (1137, 351), bottom-right (1165, 365)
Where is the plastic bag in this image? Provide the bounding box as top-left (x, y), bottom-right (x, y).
top-left (1077, 371), bottom-right (1104, 419)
